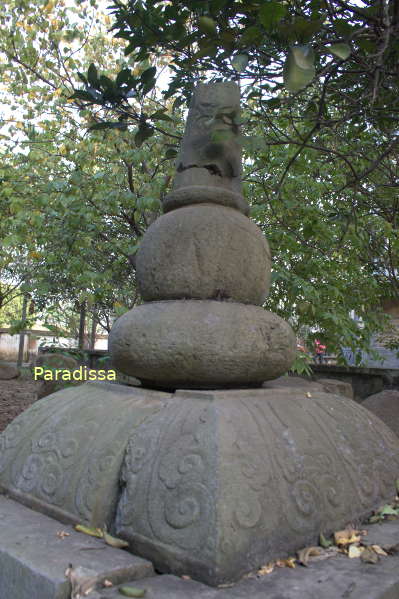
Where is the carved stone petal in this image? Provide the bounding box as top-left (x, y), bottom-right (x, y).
top-left (0, 382), bottom-right (168, 527)
top-left (115, 388), bottom-right (399, 585)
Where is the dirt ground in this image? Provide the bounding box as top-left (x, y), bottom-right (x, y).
top-left (0, 377), bottom-right (40, 433)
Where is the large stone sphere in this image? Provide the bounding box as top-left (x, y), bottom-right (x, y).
top-left (136, 204), bottom-right (271, 305)
top-left (109, 300), bottom-right (296, 389)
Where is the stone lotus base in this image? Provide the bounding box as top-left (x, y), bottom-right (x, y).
top-left (1, 382), bottom-right (399, 586)
top-left (109, 300), bottom-right (296, 388)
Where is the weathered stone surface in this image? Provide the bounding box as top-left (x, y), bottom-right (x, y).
top-left (0, 495), bottom-right (153, 599)
top-left (115, 388), bottom-right (399, 585)
top-left (2, 385), bottom-right (399, 588)
top-left (110, 301), bottom-right (296, 388)
top-left (263, 375), bottom-right (325, 393)
top-left (136, 204), bottom-right (271, 305)
top-left (33, 354), bottom-right (80, 398)
top-left (164, 82), bottom-right (248, 214)
top-left (36, 379), bottom-right (58, 399)
top-left (163, 180), bottom-right (249, 215)
top-left (0, 382), bottom-right (169, 526)
top-left (35, 353), bottom-right (78, 370)
top-left (315, 377), bottom-right (354, 399)
top-left (2, 498), bottom-right (399, 599)
top-left (83, 534), bottom-right (399, 599)
top-left (362, 390), bottom-right (399, 438)
top-left (0, 361), bottom-right (19, 380)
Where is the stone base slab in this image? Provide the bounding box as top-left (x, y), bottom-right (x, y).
top-left (92, 523), bottom-right (399, 599)
top-left (0, 495), bottom-right (153, 599)
top-left (1, 499), bottom-right (399, 599)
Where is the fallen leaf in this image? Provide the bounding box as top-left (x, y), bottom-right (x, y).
top-left (257, 562), bottom-right (274, 575)
top-left (103, 579), bottom-right (113, 587)
top-left (103, 528), bottom-right (129, 549)
top-left (371, 545), bottom-right (388, 556)
top-left (334, 527), bottom-right (362, 546)
top-left (360, 546), bottom-right (379, 564)
top-left (56, 530), bottom-right (70, 539)
top-left (348, 544), bottom-right (364, 559)
top-left (65, 565), bottom-right (100, 599)
top-left (309, 546), bottom-right (340, 562)
top-left (118, 586), bottom-right (146, 597)
top-left (181, 575), bottom-right (191, 580)
top-left (368, 515), bottom-right (382, 524)
top-left (379, 505), bottom-right (399, 516)
top-left (275, 559), bottom-right (286, 568)
top-left (275, 557), bottom-right (296, 568)
top-left (217, 582), bottom-right (235, 588)
top-left (284, 557), bottom-right (297, 568)
top-left (306, 392), bottom-right (312, 398)
top-left (319, 532), bottom-right (333, 548)
top-left (75, 524), bottom-right (103, 538)
top-left (297, 546), bottom-right (322, 566)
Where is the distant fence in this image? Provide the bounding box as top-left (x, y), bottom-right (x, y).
top-left (0, 328), bottom-right (108, 363)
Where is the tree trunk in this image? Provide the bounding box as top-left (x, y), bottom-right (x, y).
top-left (78, 301), bottom-right (86, 350)
top-left (17, 293), bottom-right (28, 367)
top-left (90, 308), bottom-right (97, 350)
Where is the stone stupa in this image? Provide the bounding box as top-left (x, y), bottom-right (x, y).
top-left (1, 82), bottom-right (399, 587)
top-left (110, 81), bottom-right (295, 389)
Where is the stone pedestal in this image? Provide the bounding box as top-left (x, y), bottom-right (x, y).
top-left (1, 383), bottom-right (399, 586)
top-left (1, 81), bottom-right (399, 591)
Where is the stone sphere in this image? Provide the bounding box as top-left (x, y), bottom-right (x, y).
top-left (136, 204), bottom-right (271, 305)
top-left (109, 300), bottom-right (296, 389)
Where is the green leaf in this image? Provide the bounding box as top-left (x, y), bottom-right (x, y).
top-left (165, 148), bottom-right (178, 159)
top-left (283, 48), bottom-right (315, 93)
top-left (328, 43), bottom-right (351, 60)
top-left (193, 45), bottom-right (217, 59)
top-left (319, 532), bottom-right (333, 548)
top-left (239, 26), bottom-right (263, 46)
top-left (134, 125), bottom-right (154, 147)
top-left (292, 45), bottom-right (315, 69)
top-left (87, 63), bottom-right (98, 87)
top-left (118, 586), bottom-right (146, 598)
top-left (89, 121), bottom-right (127, 131)
top-left (99, 75), bottom-right (114, 90)
top-left (265, 97), bottom-right (281, 108)
top-left (77, 72), bottom-right (87, 85)
top-left (69, 90), bottom-right (98, 103)
top-left (379, 505), bottom-right (399, 516)
top-left (231, 53), bottom-right (249, 72)
top-left (198, 16), bottom-right (217, 36)
top-left (140, 66), bottom-right (156, 84)
top-left (259, 2), bottom-right (287, 31)
top-left (150, 109), bottom-right (173, 122)
top-left (116, 67), bottom-right (132, 86)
